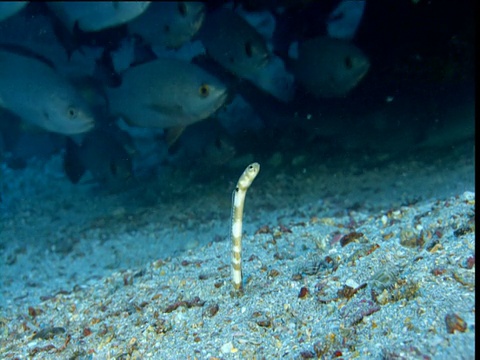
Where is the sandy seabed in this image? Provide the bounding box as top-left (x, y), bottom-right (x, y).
top-left (0, 140), bottom-right (475, 359)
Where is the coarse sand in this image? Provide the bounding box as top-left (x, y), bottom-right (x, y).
top-left (0, 141), bottom-right (475, 359)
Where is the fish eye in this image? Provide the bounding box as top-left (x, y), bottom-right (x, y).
top-left (178, 3), bottom-right (187, 17)
top-left (67, 107), bottom-right (78, 119)
top-left (345, 56), bottom-right (353, 69)
top-left (245, 41), bottom-right (253, 58)
top-left (199, 84), bottom-right (210, 97)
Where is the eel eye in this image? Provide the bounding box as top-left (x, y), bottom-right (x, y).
top-left (199, 84), bottom-right (210, 97)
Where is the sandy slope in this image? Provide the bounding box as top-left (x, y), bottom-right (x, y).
top-left (0, 140), bottom-right (474, 359)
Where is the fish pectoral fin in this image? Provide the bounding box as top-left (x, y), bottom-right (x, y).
top-left (165, 126), bottom-right (186, 148)
top-left (148, 102), bottom-right (185, 117)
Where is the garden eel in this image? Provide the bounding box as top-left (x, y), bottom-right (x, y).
top-left (231, 162), bottom-right (260, 292)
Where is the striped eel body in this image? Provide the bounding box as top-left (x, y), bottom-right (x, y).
top-left (231, 162), bottom-right (260, 292)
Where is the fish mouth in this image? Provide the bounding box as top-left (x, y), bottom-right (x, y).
top-left (219, 89), bottom-right (228, 102)
top-left (192, 10), bottom-right (205, 31)
top-left (215, 89), bottom-right (229, 109)
top-left (200, 89), bottom-right (228, 120)
top-left (352, 62), bottom-right (370, 85)
top-left (70, 118), bottom-right (95, 134)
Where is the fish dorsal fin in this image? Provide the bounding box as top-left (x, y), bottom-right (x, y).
top-left (0, 43), bottom-right (56, 70)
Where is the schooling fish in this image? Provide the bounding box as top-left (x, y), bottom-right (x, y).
top-left (129, 2), bottom-right (205, 49)
top-left (106, 58), bottom-right (228, 131)
top-left (198, 8), bottom-right (269, 79)
top-left (293, 36), bottom-right (370, 98)
top-left (47, 2), bottom-right (151, 33)
top-left (0, 48), bottom-right (94, 134)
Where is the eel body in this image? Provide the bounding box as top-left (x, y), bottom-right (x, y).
top-left (231, 162), bottom-right (260, 291)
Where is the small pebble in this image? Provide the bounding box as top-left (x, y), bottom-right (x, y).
top-left (445, 313), bottom-right (467, 334)
top-left (298, 286), bottom-right (309, 299)
top-left (221, 341), bottom-right (234, 354)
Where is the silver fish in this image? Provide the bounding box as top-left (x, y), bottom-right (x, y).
top-left (199, 8), bottom-right (269, 78)
top-left (294, 36), bottom-right (370, 98)
top-left (129, 2), bottom-right (205, 49)
top-left (0, 49), bottom-right (94, 134)
top-left (106, 58), bottom-right (228, 129)
top-left (47, 2), bottom-right (151, 33)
